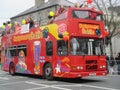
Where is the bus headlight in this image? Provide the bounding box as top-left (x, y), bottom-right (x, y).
top-left (100, 65), bottom-right (106, 69)
top-left (77, 66), bottom-right (83, 70)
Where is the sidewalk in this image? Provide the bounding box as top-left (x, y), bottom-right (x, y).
top-left (107, 64), bottom-right (120, 75)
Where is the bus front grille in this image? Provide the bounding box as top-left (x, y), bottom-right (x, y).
top-left (86, 60), bottom-right (97, 70)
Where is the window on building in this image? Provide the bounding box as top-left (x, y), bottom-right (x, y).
top-left (46, 41), bottom-right (53, 56)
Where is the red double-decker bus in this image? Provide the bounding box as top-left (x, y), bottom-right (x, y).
top-left (1, 7), bottom-right (108, 80)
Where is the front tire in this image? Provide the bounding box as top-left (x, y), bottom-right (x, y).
top-left (44, 63), bottom-right (53, 80)
top-left (9, 62), bottom-right (15, 75)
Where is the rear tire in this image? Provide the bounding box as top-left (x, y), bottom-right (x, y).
top-left (44, 63), bottom-right (53, 80)
top-left (9, 62), bottom-right (15, 75)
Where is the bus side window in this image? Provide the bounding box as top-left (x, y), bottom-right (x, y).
top-left (57, 40), bottom-right (68, 56)
top-left (46, 41), bottom-right (53, 56)
top-left (17, 45), bottom-right (27, 56)
top-left (9, 46), bottom-right (17, 57)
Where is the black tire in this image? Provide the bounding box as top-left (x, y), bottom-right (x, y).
top-left (44, 63), bottom-right (53, 80)
top-left (9, 62), bottom-right (15, 75)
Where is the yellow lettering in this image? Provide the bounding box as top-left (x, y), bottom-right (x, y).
top-left (82, 29), bottom-right (95, 35)
top-left (13, 31), bottom-right (43, 42)
top-left (79, 24), bottom-right (99, 29)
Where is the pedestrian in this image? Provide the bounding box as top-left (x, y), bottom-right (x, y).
top-left (108, 56), bottom-right (115, 74)
top-left (115, 52), bottom-right (120, 75)
top-left (106, 55), bottom-right (109, 73)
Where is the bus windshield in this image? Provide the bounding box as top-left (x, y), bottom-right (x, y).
top-left (72, 10), bottom-right (103, 21)
top-left (70, 38), bottom-right (105, 56)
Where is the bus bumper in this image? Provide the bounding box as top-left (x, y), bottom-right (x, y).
top-left (60, 71), bottom-right (108, 78)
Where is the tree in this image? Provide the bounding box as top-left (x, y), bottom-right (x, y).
top-left (93, 0), bottom-right (120, 57)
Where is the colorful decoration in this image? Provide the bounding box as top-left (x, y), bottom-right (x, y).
top-left (55, 57), bottom-right (71, 76)
top-left (87, 0), bottom-right (92, 4)
top-left (22, 19), bottom-right (26, 25)
top-left (16, 50), bottom-right (30, 73)
top-left (96, 29), bottom-right (101, 36)
top-left (1, 24), bottom-right (5, 29)
top-left (58, 24), bottom-right (67, 34)
top-left (43, 27), bottom-right (49, 38)
top-left (3, 48), bottom-right (12, 70)
top-left (63, 36), bottom-right (69, 41)
top-left (39, 56), bottom-right (45, 63)
top-left (49, 11), bottom-right (55, 17)
top-left (8, 23), bottom-right (12, 27)
top-left (58, 34), bottom-right (63, 38)
top-left (34, 41), bottom-right (41, 74)
top-left (62, 31), bottom-right (69, 41)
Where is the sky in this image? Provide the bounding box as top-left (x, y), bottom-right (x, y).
top-left (0, 0), bottom-right (35, 26)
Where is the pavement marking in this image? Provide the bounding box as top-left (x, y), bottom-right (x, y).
top-left (0, 77), bottom-right (9, 80)
top-left (26, 87), bottom-right (49, 90)
top-left (25, 81), bottom-right (72, 90)
top-left (82, 84), bottom-right (119, 90)
top-left (54, 84), bottom-right (119, 90)
top-left (27, 80), bottom-right (58, 84)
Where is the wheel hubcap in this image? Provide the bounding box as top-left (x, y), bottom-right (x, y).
top-left (45, 68), bottom-right (51, 76)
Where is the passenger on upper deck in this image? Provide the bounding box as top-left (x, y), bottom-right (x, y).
top-left (14, 21), bottom-right (21, 34)
top-left (47, 5), bottom-right (65, 24)
top-left (74, 3), bottom-right (79, 8)
top-left (25, 17), bottom-right (34, 29)
top-left (55, 5), bottom-right (65, 17)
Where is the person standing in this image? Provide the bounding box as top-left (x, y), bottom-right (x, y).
top-left (25, 17), bottom-right (34, 29)
top-left (115, 52), bottom-right (120, 75)
top-left (107, 56), bottom-right (115, 74)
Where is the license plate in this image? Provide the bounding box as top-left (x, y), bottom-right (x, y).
top-left (89, 73), bottom-right (96, 76)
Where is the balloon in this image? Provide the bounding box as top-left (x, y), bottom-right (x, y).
top-left (3, 23), bottom-right (6, 25)
top-left (49, 11), bottom-right (55, 17)
top-left (6, 25), bottom-right (10, 31)
top-left (63, 36), bottom-right (69, 41)
top-left (105, 31), bottom-right (109, 37)
top-left (22, 19), bottom-right (26, 24)
top-left (87, 0), bottom-right (92, 4)
top-left (7, 21), bottom-right (10, 24)
top-left (58, 34), bottom-right (63, 38)
top-left (63, 32), bottom-right (69, 36)
top-left (8, 23), bottom-right (12, 27)
top-left (1, 25), bottom-right (5, 29)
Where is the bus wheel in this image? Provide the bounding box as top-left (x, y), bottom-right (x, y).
top-left (9, 62), bottom-right (15, 75)
top-left (44, 63), bottom-right (53, 80)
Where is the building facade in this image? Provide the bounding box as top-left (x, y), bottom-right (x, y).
top-left (11, 0), bottom-right (73, 25)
